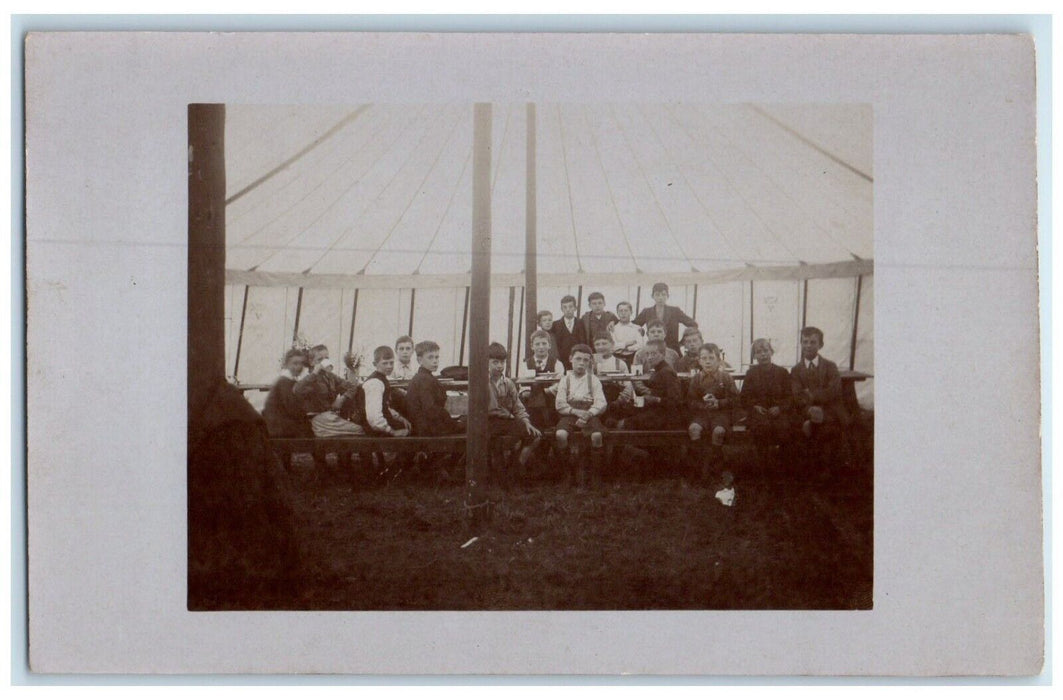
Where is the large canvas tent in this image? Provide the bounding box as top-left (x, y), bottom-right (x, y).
top-left (223, 103), bottom-right (873, 408)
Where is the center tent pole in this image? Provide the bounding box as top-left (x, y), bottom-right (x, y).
top-left (466, 103), bottom-right (493, 530)
top-left (524, 102), bottom-right (538, 358)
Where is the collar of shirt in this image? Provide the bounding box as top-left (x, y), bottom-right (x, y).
top-left (564, 317), bottom-right (574, 331)
top-left (806, 356), bottom-right (820, 369)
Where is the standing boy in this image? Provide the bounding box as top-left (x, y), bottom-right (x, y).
top-left (550, 295), bottom-right (587, 370)
top-left (352, 346), bottom-right (412, 437)
top-left (611, 300), bottom-right (645, 368)
top-left (405, 340), bottom-right (465, 436)
top-left (554, 344), bottom-right (608, 487)
top-left (579, 292), bottom-right (619, 347)
top-left (487, 342), bottom-right (542, 483)
top-left (633, 282), bottom-right (698, 354)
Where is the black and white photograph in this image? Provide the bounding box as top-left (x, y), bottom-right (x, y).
top-left (188, 102), bottom-right (874, 611)
top-left (25, 28), bottom-right (1042, 676)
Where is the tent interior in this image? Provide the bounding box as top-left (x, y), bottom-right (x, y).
top-left (223, 103), bottom-right (873, 410)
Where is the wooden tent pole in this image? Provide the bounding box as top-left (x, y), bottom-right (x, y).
top-left (291, 287), bottom-right (304, 343)
top-left (635, 285), bottom-right (641, 314)
top-left (506, 286), bottom-right (515, 376)
top-left (459, 286), bottom-right (470, 365)
top-left (466, 103), bottom-right (493, 529)
top-left (232, 285), bottom-right (250, 380)
top-left (524, 102), bottom-right (538, 358)
top-left (347, 288), bottom-right (360, 353)
top-left (408, 288), bottom-right (416, 337)
top-left (849, 275), bottom-right (863, 371)
top-left (515, 286), bottom-right (525, 370)
top-left (187, 103), bottom-right (226, 417)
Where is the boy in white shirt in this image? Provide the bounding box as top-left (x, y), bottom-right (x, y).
top-left (554, 344), bottom-right (608, 487)
top-left (611, 300), bottom-right (645, 368)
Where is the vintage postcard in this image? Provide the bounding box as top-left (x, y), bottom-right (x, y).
top-left (25, 31), bottom-right (1042, 675)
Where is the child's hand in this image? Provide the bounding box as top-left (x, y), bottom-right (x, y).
top-left (392, 428), bottom-right (410, 438)
top-left (808, 406), bottom-right (825, 424)
top-left (768, 406), bottom-right (781, 417)
top-left (754, 405), bottom-right (768, 416)
top-left (525, 421), bottom-right (542, 438)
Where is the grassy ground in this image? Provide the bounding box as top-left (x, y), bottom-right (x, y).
top-left (278, 438), bottom-right (873, 610)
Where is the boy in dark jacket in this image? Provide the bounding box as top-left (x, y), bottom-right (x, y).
top-left (633, 282), bottom-right (698, 354)
top-left (405, 340), bottom-right (465, 436)
top-left (687, 343), bottom-right (739, 482)
top-left (262, 348), bottom-right (313, 439)
top-left (791, 327), bottom-right (849, 473)
top-left (616, 340), bottom-right (684, 431)
top-left (550, 295), bottom-right (587, 370)
top-left (741, 338), bottom-right (793, 463)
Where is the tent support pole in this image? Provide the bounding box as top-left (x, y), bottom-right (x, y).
top-left (635, 285), bottom-right (641, 314)
top-left (466, 103), bottom-right (493, 530)
top-left (506, 286), bottom-right (515, 376)
top-left (232, 285), bottom-right (250, 381)
top-left (576, 284), bottom-right (583, 316)
top-left (849, 275), bottom-right (863, 371)
top-left (692, 284), bottom-right (698, 320)
top-left (801, 278), bottom-right (809, 327)
top-left (459, 286), bottom-right (470, 365)
top-left (347, 288), bottom-right (359, 353)
top-left (749, 280), bottom-right (755, 346)
top-left (408, 288), bottom-right (416, 337)
top-left (187, 103), bottom-right (226, 419)
top-left (291, 287), bottom-right (304, 343)
top-left (524, 102), bottom-right (538, 359)
top-left (515, 286), bottom-right (525, 370)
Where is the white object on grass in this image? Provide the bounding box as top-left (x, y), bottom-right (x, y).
top-left (461, 537), bottom-right (479, 549)
top-left (715, 487), bottom-right (736, 507)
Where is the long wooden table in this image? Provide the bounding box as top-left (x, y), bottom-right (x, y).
top-left (237, 370), bottom-right (873, 392)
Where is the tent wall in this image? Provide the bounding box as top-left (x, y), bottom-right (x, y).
top-left (230, 275), bottom-right (873, 412)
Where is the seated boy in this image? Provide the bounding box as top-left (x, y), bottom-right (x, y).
top-left (634, 320), bottom-right (680, 370)
top-left (611, 300), bottom-right (645, 368)
top-left (535, 310), bottom-right (560, 360)
top-left (263, 348), bottom-right (313, 439)
top-left (675, 327), bottom-right (705, 374)
top-left (405, 340), bottom-right (465, 437)
top-left (687, 343), bottom-right (739, 483)
top-left (517, 329), bottom-right (564, 430)
top-left (591, 333), bottom-right (635, 425)
top-left (616, 340), bottom-right (685, 431)
top-left (554, 344), bottom-right (608, 487)
top-left (633, 281), bottom-right (698, 355)
top-left (740, 338), bottom-right (793, 462)
top-left (293, 344), bottom-right (364, 437)
top-left (487, 342), bottom-right (543, 481)
top-left (579, 292), bottom-right (619, 346)
top-left (352, 346), bottom-right (412, 437)
top-left (389, 335), bottom-right (418, 380)
top-left (791, 326), bottom-right (849, 471)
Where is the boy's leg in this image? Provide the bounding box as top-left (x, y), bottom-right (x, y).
top-left (555, 415), bottom-right (576, 485)
top-left (586, 416), bottom-right (606, 488)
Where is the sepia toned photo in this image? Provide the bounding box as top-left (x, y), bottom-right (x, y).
top-left (188, 102), bottom-right (874, 611)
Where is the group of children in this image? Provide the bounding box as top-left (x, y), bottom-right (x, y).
top-left (262, 281), bottom-right (849, 486)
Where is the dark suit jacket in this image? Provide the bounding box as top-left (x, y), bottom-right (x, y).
top-left (741, 362), bottom-right (793, 412)
top-left (633, 305), bottom-right (697, 353)
top-left (550, 317), bottom-right (587, 369)
top-left (790, 356), bottom-right (848, 424)
top-left (405, 367), bottom-right (464, 436)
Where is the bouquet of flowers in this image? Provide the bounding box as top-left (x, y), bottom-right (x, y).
top-left (343, 347), bottom-right (366, 380)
